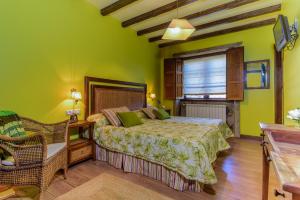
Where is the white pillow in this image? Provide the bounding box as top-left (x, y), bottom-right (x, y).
top-left (142, 107), bottom-right (157, 119)
top-left (101, 107), bottom-right (130, 127)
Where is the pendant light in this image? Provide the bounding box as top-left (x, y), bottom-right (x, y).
top-left (162, 0), bottom-right (195, 40)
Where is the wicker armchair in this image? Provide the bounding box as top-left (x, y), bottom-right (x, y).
top-left (0, 117), bottom-right (69, 191)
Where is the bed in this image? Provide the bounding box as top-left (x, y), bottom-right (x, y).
top-left (84, 76), bottom-right (233, 193)
top-left (165, 116), bottom-right (233, 140)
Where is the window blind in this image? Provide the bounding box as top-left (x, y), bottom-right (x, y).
top-left (183, 54), bottom-right (227, 97)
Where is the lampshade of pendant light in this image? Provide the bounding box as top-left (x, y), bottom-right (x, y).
top-left (162, 0), bottom-right (195, 40)
top-left (162, 18), bottom-right (195, 40)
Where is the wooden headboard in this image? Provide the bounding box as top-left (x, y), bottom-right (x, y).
top-left (84, 76), bottom-right (147, 118)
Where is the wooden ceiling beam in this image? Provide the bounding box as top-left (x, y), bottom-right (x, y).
top-left (101, 0), bottom-right (138, 16)
top-left (121, 0), bottom-right (197, 27)
top-left (159, 18), bottom-right (276, 48)
top-left (137, 0), bottom-right (258, 36)
top-left (149, 4), bottom-right (281, 42)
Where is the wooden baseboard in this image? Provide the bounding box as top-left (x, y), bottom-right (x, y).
top-left (240, 134), bottom-right (261, 141)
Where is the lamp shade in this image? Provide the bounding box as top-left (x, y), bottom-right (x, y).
top-left (162, 19), bottom-right (195, 40)
top-left (71, 91), bottom-right (82, 100)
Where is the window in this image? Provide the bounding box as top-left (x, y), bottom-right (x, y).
top-left (183, 54), bottom-right (227, 99)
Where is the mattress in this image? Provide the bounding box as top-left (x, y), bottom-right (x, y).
top-left (165, 116), bottom-right (233, 139)
top-left (93, 118), bottom-right (233, 184)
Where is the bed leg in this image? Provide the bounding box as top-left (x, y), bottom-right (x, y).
top-left (203, 184), bottom-right (216, 195)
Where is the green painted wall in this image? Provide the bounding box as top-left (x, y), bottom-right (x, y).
top-left (282, 0), bottom-right (300, 126)
top-left (1, 0), bottom-right (298, 134)
top-left (160, 26), bottom-right (276, 136)
top-left (0, 0), bottom-right (160, 123)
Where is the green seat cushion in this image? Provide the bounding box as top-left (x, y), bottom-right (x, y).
top-left (153, 108), bottom-right (170, 120)
top-left (117, 112), bottom-right (143, 128)
top-left (0, 111), bottom-right (26, 137)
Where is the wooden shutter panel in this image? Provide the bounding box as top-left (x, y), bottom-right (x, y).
top-left (164, 58), bottom-right (183, 100)
top-left (226, 47), bottom-right (244, 100)
top-left (175, 59), bottom-right (183, 98)
top-left (164, 59), bottom-right (176, 99)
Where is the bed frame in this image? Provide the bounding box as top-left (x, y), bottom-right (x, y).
top-left (84, 76), bottom-right (147, 118)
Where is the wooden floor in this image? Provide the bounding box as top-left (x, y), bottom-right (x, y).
top-left (41, 138), bottom-right (283, 200)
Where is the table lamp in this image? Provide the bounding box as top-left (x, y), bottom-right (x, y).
top-left (68, 88), bottom-right (82, 123)
top-left (149, 93), bottom-right (156, 100)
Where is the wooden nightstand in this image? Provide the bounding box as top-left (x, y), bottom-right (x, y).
top-left (67, 120), bottom-right (95, 166)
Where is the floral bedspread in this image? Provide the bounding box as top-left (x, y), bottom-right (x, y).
top-left (165, 116), bottom-right (234, 139)
top-left (94, 119), bottom-right (232, 184)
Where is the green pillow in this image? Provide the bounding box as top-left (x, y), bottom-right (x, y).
top-left (153, 108), bottom-right (170, 120)
top-left (0, 110), bottom-right (26, 137)
top-left (117, 112), bottom-right (143, 128)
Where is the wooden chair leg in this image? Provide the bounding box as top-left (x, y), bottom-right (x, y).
top-left (63, 167), bottom-right (67, 179)
top-left (40, 180), bottom-right (47, 192)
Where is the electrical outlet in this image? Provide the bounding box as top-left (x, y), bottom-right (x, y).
top-left (66, 110), bottom-right (73, 115)
top-left (66, 109), bottom-right (80, 115)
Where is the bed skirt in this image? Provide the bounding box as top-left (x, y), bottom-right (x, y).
top-left (95, 144), bottom-right (204, 192)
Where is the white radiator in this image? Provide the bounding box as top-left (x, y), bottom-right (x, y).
top-left (185, 104), bottom-right (227, 121)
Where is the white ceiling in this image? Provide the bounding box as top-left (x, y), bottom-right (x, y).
top-left (87, 0), bottom-right (282, 45)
